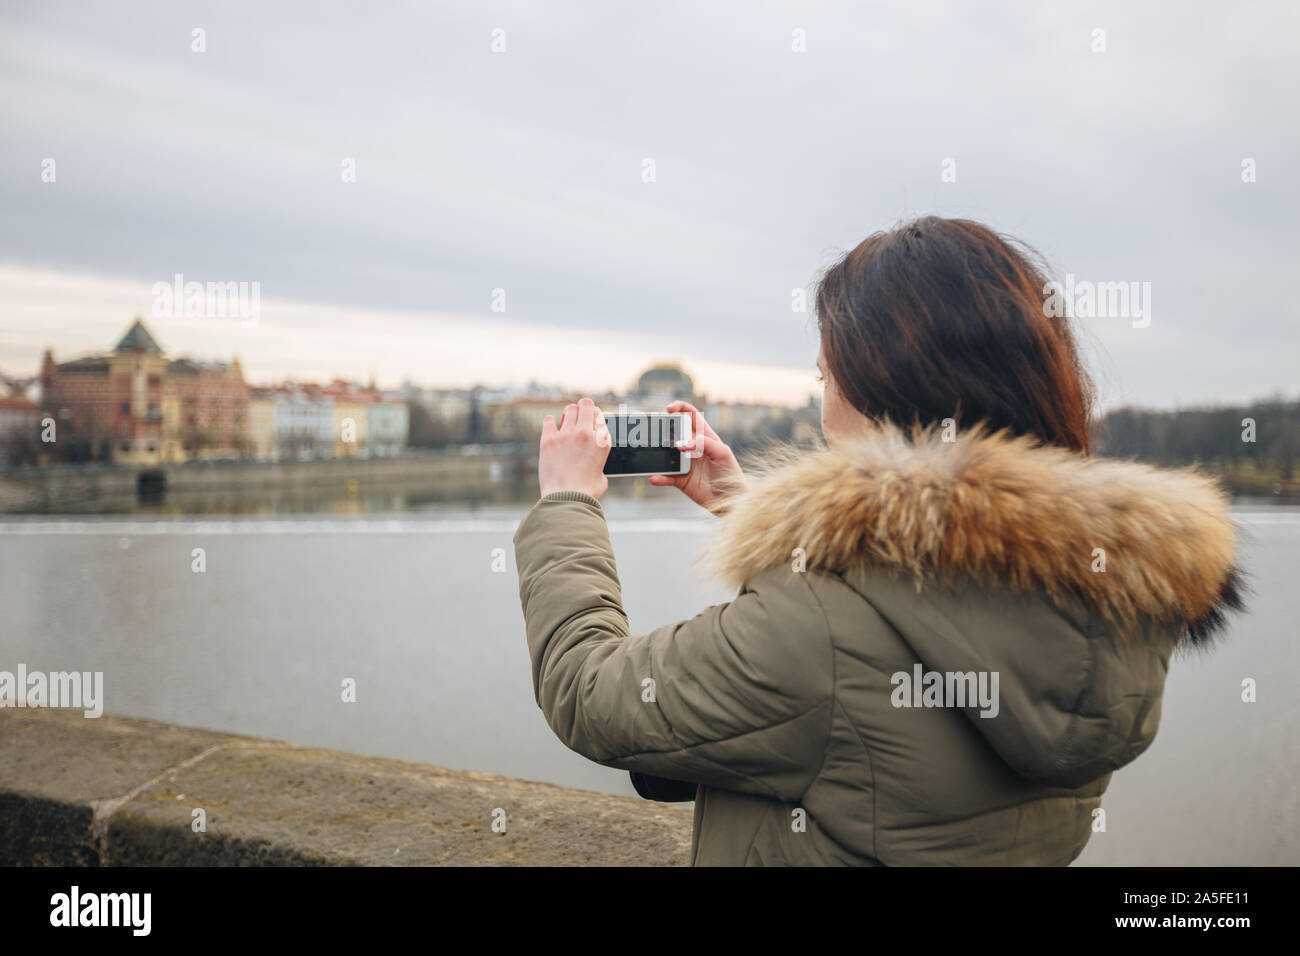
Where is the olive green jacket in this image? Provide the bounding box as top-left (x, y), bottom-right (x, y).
top-left (513, 426), bottom-right (1242, 865)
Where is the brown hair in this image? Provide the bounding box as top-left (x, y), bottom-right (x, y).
top-left (816, 217), bottom-right (1094, 453)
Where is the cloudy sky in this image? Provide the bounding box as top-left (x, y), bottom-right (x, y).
top-left (1, 0), bottom-right (1296, 407)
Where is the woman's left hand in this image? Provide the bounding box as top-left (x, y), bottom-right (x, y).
top-left (538, 397), bottom-right (611, 499)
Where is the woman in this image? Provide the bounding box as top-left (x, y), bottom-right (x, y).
top-left (513, 217), bottom-right (1243, 866)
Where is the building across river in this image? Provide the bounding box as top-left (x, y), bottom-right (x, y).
top-left (37, 319), bottom-right (409, 465)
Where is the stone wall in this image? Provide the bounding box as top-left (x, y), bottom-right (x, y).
top-left (0, 710), bottom-right (692, 866)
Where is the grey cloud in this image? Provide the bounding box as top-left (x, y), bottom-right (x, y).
top-left (1, 0), bottom-right (1297, 403)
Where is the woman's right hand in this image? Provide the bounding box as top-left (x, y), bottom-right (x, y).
top-left (649, 401), bottom-right (746, 515)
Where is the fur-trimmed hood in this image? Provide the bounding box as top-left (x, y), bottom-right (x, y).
top-left (707, 424), bottom-right (1244, 647)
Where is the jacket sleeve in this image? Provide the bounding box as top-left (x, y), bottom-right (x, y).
top-left (513, 492), bottom-right (834, 801)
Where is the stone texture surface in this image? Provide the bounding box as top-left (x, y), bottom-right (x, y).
top-left (0, 710), bottom-right (692, 866)
top-left (1, 711), bottom-right (234, 865)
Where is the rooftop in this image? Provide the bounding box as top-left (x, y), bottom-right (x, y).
top-left (114, 318), bottom-right (162, 354)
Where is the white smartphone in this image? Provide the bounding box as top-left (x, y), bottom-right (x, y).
top-left (600, 411), bottom-right (692, 478)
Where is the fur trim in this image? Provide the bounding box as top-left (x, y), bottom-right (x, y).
top-left (705, 425), bottom-right (1244, 646)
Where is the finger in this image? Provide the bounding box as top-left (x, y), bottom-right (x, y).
top-left (648, 473), bottom-right (686, 487)
top-left (665, 400), bottom-right (720, 441)
top-left (698, 435), bottom-right (733, 461)
top-left (560, 403), bottom-right (579, 430)
top-left (665, 400), bottom-right (701, 425)
top-left (541, 415), bottom-right (558, 438)
top-left (680, 434), bottom-right (729, 461)
top-left (577, 397), bottom-right (596, 430)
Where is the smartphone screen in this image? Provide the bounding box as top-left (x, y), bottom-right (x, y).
top-left (601, 412), bottom-right (686, 476)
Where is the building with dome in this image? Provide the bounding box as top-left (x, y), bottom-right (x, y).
top-left (631, 363), bottom-right (696, 410)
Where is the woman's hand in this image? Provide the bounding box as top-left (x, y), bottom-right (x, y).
top-left (538, 397), bottom-right (611, 499)
top-left (649, 401), bottom-right (746, 515)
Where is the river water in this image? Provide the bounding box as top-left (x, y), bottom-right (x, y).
top-left (1, 496), bottom-right (1295, 865)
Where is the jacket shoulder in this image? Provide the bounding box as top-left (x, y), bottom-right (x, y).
top-left (720, 565), bottom-right (839, 704)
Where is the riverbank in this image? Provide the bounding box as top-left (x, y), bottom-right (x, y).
top-left (0, 710), bottom-right (692, 866)
top-left (4, 451), bottom-right (1297, 516)
top-left (0, 448), bottom-right (536, 514)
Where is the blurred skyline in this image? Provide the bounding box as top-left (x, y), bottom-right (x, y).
top-left (2, 0), bottom-right (1298, 407)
